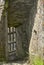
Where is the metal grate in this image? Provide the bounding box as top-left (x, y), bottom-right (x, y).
top-left (8, 27), bottom-right (16, 60)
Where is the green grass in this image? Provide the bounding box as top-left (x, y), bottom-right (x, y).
top-left (32, 56), bottom-right (43, 65)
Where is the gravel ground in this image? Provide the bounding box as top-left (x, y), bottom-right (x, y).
top-left (0, 62), bottom-right (29, 65)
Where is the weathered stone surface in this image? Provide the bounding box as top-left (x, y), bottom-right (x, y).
top-left (0, 0), bottom-right (44, 64)
top-left (8, 0), bottom-right (35, 27)
top-left (0, 0), bottom-right (6, 61)
top-left (0, 0), bottom-right (37, 61)
top-left (15, 0), bottom-right (38, 59)
top-left (29, 0), bottom-right (44, 64)
top-left (0, 19), bottom-right (5, 61)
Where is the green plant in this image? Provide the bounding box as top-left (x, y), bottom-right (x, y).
top-left (32, 56), bottom-right (43, 65)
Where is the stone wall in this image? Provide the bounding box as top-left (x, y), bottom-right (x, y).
top-left (8, 0), bottom-right (36, 27)
top-left (0, 12), bottom-right (8, 61)
top-left (0, 0), bottom-right (6, 61)
top-left (15, 0), bottom-right (38, 59)
top-left (0, 0), bottom-right (38, 61)
top-left (29, 0), bottom-right (44, 64)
